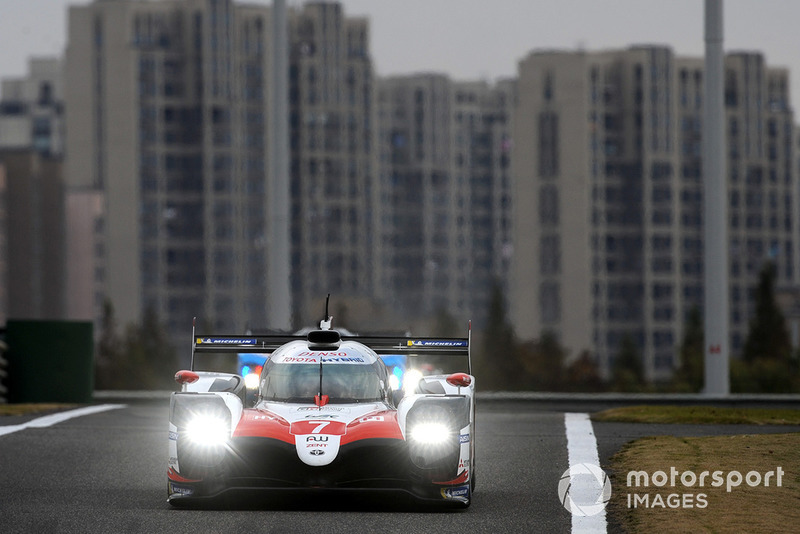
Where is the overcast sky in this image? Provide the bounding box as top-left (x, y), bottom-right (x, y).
top-left (2, 1), bottom-right (800, 105)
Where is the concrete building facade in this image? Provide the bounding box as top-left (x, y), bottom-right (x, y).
top-left (510, 46), bottom-right (798, 381)
top-left (0, 58), bottom-right (65, 156)
top-left (377, 74), bottom-right (514, 327)
top-left (65, 0), bottom-right (274, 341)
top-left (0, 58), bottom-right (67, 322)
top-left (288, 2), bottom-right (378, 325)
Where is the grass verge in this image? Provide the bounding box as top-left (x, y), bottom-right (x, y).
top-left (608, 433), bottom-right (800, 533)
top-left (0, 403), bottom-right (77, 416)
top-left (593, 405), bottom-right (800, 425)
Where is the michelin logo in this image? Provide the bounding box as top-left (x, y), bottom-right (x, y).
top-left (197, 338), bottom-right (257, 345)
top-left (441, 485), bottom-right (470, 499)
top-left (408, 340), bottom-right (468, 347)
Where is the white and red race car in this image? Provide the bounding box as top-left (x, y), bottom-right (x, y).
top-left (167, 319), bottom-right (475, 508)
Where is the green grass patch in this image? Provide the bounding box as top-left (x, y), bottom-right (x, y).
top-left (593, 405), bottom-right (800, 425)
top-left (608, 433), bottom-right (800, 533)
top-left (0, 403), bottom-right (77, 417)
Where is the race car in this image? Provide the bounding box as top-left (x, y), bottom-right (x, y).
top-left (167, 318), bottom-right (475, 508)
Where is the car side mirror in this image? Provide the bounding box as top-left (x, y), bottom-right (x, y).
top-left (175, 370), bottom-right (200, 385)
top-left (446, 372), bottom-right (471, 388)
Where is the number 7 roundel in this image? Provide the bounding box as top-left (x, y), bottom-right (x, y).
top-left (290, 420), bottom-right (347, 436)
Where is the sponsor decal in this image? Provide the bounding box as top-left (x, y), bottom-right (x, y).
top-left (358, 415), bottom-right (385, 423)
top-left (303, 414), bottom-right (339, 419)
top-left (168, 467), bottom-right (201, 483)
top-left (298, 406), bottom-right (349, 412)
top-left (441, 485), bottom-right (470, 499)
top-left (197, 337), bottom-right (257, 345)
top-left (408, 340), bottom-right (468, 347)
top-left (169, 431), bottom-right (179, 441)
top-left (459, 433), bottom-right (470, 444)
top-left (291, 420), bottom-right (347, 436)
top-left (309, 449), bottom-right (325, 456)
top-left (306, 435), bottom-right (329, 442)
top-left (434, 470), bottom-right (470, 485)
top-left (280, 355), bottom-right (365, 363)
top-left (169, 483), bottom-right (195, 496)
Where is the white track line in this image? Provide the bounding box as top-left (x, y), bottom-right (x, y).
top-left (0, 404), bottom-right (126, 437)
top-left (564, 412), bottom-right (607, 534)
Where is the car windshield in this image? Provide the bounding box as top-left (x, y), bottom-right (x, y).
top-left (261, 362), bottom-right (383, 403)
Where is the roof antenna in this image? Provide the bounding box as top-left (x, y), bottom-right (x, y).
top-left (320, 293), bottom-right (332, 330)
top-left (315, 293), bottom-right (332, 408)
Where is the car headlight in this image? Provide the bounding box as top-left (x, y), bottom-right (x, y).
top-left (243, 372), bottom-right (261, 389)
top-left (184, 415), bottom-right (230, 447)
top-left (404, 369), bottom-right (423, 394)
top-left (388, 374), bottom-right (401, 390)
top-left (409, 422), bottom-right (451, 445)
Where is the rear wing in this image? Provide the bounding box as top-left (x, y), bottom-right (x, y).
top-left (191, 325), bottom-right (472, 375)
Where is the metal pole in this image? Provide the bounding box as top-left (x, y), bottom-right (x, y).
top-left (268, 0), bottom-right (292, 330)
top-left (703, 0), bottom-right (729, 395)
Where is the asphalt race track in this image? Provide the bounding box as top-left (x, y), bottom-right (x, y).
top-left (1, 399), bottom-right (798, 534)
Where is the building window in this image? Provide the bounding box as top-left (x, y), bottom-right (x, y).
top-left (538, 112), bottom-right (559, 178)
top-left (539, 185), bottom-right (559, 226)
top-left (540, 235), bottom-right (561, 275)
top-left (540, 282), bottom-right (561, 323)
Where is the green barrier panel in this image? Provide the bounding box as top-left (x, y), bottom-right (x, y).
top-left (6, 320), bottom-right (94, 403)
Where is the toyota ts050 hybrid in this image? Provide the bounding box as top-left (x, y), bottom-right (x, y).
top-left (167, 316), bottom-right (476, 508)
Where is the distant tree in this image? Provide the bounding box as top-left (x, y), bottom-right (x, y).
top-left (565, 350), bottom-right (603, 392)
top-left (519, 330), bottom-right (567, 390)
top-left (742, 262), bottom-right (791, 363)
top-left (333, 301), bottom-right (351, 330)
top-left (731, 262), bottom-right (799, 392)
top-left (95, 304), bottom-right (178, 390)
top-left (139, 305), bottom-right (180, 385)
top-left (95, 299), bottom-right (122, 389)
top-left (432, 307), bottom-right (460, 337)
top-left (611, 334), bottom-right (644, 391)
top-left (476, 282), bottom-right (519, 390)
top-left (674, 306), bottom-right (704, 392)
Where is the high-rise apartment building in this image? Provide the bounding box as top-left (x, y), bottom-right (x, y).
top-left (0, 58), bottom-right (65, 156)
top-left (454, 79), bottom-right (515, 321)
top-left (0, 151), bottom-right (66, 320)
top-left (0, 58), bottom-right (67, 321)
top-left (509, 46), bottom-right (798, 381)
top-left (0, 163), bottom-right (5, 324)
top-left (64, 0), bottom-right (379, 339)
top-left (377, 74), bottom-right (513, 325)
top-left (65, 0), bottom-right (274, 341)
top-left (377, 74), bottom-right (458, 319)
top-left (288, 2), bottom-right (377, 324)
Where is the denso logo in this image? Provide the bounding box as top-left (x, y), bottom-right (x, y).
top-left (298, 351), bottom-right (347, 357)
